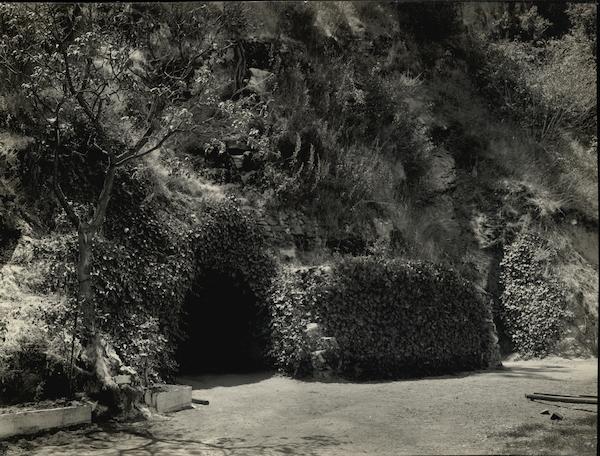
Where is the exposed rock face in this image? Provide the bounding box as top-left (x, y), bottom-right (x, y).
top-left (426, 147), bottom-right (456, 192)
top-left (304, 322), bottom-right (341, 379)
top-left (568, 224), bottom-right (599, 268)
top-left (255, 209), bottom-right (375, 257)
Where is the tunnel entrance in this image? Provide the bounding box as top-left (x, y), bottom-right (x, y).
top-left (175, 270), bottom-right (270, 375)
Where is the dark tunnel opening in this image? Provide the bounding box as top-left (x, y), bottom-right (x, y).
top-left (175, 270), bottom-right (270, 375)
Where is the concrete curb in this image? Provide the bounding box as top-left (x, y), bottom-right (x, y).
top-left (144, 385), bottom-right (192, 413)
top-left (0, 405), bottom-right (92, 440)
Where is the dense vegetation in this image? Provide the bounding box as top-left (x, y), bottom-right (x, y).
top-left (0, 2), bottom-right (596, 408)
top-left (269, 257), bottom-right (499, 379)
top-left (500, 231), bottom-right (569, 356)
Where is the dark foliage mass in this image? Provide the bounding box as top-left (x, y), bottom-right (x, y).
top-left (0, 333), bottom-right (77, 405)
top-left (269, 257), bottom-right (499, 379)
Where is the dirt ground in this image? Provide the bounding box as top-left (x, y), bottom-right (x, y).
top-left (2, 357), bottom-right (597, 455)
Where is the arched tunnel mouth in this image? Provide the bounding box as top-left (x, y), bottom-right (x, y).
top-left (174, 270), bottom-right (271, 375)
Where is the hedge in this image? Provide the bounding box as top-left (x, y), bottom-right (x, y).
top-left (268, 256), bottom-right (500, 379)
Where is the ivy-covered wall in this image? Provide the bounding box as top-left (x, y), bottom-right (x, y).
top-left (500, 231), bottom-right (571, 356)
top-left (24, 170), bottom-right (277, 398)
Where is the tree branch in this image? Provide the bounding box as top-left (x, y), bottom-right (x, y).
top-left (115, 127), bottom-right (180, 166)
top-left (79, 57), bottom-right (92, 92)
top-left (61, 47), bottom-right (103, 134)
top-left (119, 95), bottom-right (164, 160)
top-left (53, 146), bottom-right (80, 229)
top-left (51, 100), bottom-right (80, 229)
top-left (89, 165), bottom-right (117, 230)
top-left (115, 113), bottom-right (213, 167)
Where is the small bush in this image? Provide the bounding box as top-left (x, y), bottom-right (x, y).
top-left (0, 315), bottom-right (80, 405)
top-left (268, 256), bottom-right (499, 379)
top-left (500, 231), bottom-right (570, 356)
top-left (267, 267), bottom-right (330, 376)
top-left (260, 128), bottom-right (397, 233)
top-left (474, 14), bottom-right (596, 140)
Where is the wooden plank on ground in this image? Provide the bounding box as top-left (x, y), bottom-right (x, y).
top-left (525, 393), bottom-right (597, 404)
top-left (533, 392), bottom-right (598, 398)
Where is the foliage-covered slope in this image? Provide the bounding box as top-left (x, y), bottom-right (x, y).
top-left (0, 2), bottom-right (597, 404)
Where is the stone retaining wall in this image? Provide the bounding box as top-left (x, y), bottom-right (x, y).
top-left (255, 209), bottom-right (384, 257)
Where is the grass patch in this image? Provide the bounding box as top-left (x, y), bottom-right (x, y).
top-left (497, 414), bottom-right (597, 455)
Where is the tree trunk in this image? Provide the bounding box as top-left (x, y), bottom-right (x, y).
top-left (77, 224), bottom-right (95, 335)
top-left (77, 220), bottom-right (120, 390)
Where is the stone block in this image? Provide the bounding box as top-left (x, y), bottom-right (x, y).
top-left (144, 385), bottom-right (192, 414)
top-left (113, 374), bottom-right (131, 385)
top-left (230, 155), bottom-right (244, 169)
top-left (311, 350), bottom-right (328, 370)
top-left (0, 405), bottom-right (91, 440)
top-left (305, 322), bottom-right (322, 340)
top-left (318, 336), bottom-right (340, 352)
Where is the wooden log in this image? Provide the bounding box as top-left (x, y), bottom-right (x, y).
top-left (533, 392), bottom-right (597, 398)
top-left (526, 393), bottom-right (597, 404)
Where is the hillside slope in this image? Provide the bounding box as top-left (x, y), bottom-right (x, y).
top-left (0, 2), bottom-right (597, 404)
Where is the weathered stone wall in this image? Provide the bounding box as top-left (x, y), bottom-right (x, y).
top-left (254, 209), bottom-right (382, 263)
top-left (257, 211), bottom-right (325, 251)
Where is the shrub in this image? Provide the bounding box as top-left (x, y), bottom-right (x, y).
top-left (267, 267), bottom-right (330, 376)
top-left (500, 231), bottom-right (570, 356)
top-left (38, 232), bottom-right (192, 382)
top-left (0, 311), bottom-right (83, 405)
top-left (268, 256), bottom-right (499, 379)
top-left (566, 3), bottom-right (596, 50)
top-left (39, 168), bottom-right (197, 380)
top-left (277, 2), bottom-right (321, 48)
top-left (260, 128), bottom-right (398, 234)
top-left (474, 12), bottom-right (596, 140)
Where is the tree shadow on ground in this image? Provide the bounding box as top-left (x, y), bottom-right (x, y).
top-left (401, 364), bottom-right (569, 382)
top-left (460, 364), bottom-right (566, 381)
top-left (176, 370), bottom-right (278, 390)
top-left (297, 364), bottom-right (574, 385)
top-left (81, 424), bottom-right (346, 456)
top-left (3, 423), bottom-right (346, 456)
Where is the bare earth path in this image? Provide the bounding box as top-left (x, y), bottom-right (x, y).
top-left (3, 358), bottom-right (597, 455)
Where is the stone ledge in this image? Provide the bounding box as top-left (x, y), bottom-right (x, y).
top-left (0, 405), bottom-right (91, 440)
top-left (144, 385), bottom-right (192, 414)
